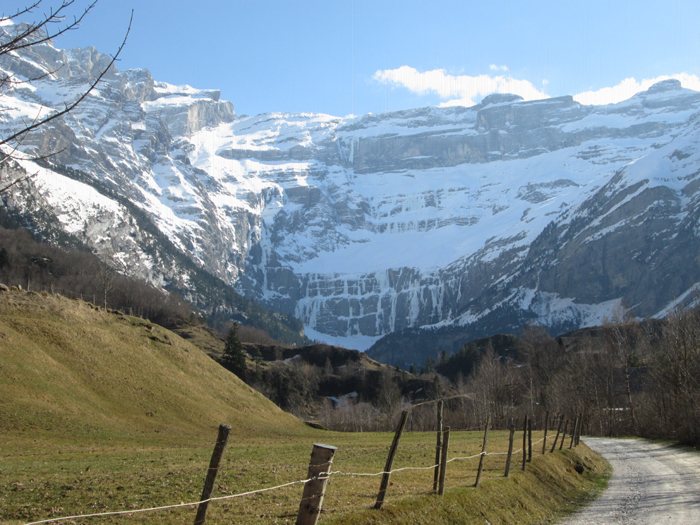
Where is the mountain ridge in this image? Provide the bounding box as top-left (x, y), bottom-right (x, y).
top-left (2, 29), bottom-right (700, 357)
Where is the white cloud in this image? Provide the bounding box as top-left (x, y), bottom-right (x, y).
top-left (374, 66), bottom-right (549, 107)
top-left (374, 66), bottom-right (700, 110)
top-left (573, 73), bottom-right (700, 105)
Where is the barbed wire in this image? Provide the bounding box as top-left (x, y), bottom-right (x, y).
top-left (20, 443), bottom-right (538, 525)
top-left (446, 451), bottom-right (484, 463)
top-left (408, 393), bottom-right (475, 408)
top-left (20, 426), bottom-right (574, 525)
top-left (329, 462), bottom-right (439, 478)
top-left (23, 477), bottom-right (314, 525)
top-left (24, 435), bottom-right (567, 524)
top-left (24, 440), bottom-right (574, 525)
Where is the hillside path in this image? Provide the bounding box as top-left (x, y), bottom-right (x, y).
top-left (559, 437), bottom-right (700, 525)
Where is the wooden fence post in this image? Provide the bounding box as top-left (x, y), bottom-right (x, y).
top-left (374, 410), bottom-right (408, 509)
top-left (542, 410), bottom-right (550, 454)
top-left (527, 418), bottom-right (533, 462)
top-left (559, 420), bottom-right (569, 450)
top-left (504, 424), bottom-right (515, 477)
top-left (576, 410), bottom-right (584, 445)
top-left (474, 417), bottom-right (490, 487)
top-left (521, 415), bottom-right (528, 471)
top-left (194, 424), bottom-right (231, 525)
top-left (551, 415), bottom-right (564, 453)
top-left (432, 400), bottom-right (444, 492)
top-left (438, 427), bottom-right (450, 496)
top-left (296, 443), bottom-right (337, 525)
top-left (569, 417), bottom-right (579, 449)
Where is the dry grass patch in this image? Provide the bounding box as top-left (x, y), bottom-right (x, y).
top-left (0, 291), bottom-right (303, 445)
top-left (0, 291), bottom-right (609, 525)
top-left (1, 429), bottom-right (608, 525)
top-left (170, 325), bottom-right (225, 360)
top-left (326, 443), bottom-right (610, 525)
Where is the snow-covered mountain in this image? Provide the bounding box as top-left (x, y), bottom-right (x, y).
top-left (3, 25), bottom-right (700, 357)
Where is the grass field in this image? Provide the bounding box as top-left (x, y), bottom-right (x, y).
top-left (1, 428), bottom-right (608, 525)
top-left (0, 290), bottom-right (305, 443)
top-left (0, 290), bottom-right (609, 524)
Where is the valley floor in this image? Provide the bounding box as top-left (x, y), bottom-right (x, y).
top-left (0, 290), bottom-right (609, 524)
top-left (1, 429), bottom-right (607, 525)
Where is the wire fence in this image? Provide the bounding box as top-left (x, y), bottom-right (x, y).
top-left (24, 479), bottom-right (314, 525)
top-left (19, 411), bottom-right (584, 525)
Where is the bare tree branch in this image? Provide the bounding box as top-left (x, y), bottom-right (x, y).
top-left (0, 2), bottom-right (133, 193)
top-left (0, 166), bottom-right (38, 193)
top-left (0, 1), bottom-right (99, 57)
top-left (0, 1), bottom-right (43, 23)
top-left (0, 64), bottom-right (66, 96)
top-left (1, 11), bottom-right (132, 149)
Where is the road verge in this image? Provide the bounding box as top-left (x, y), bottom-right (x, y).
top-left (326, 444), bottom-right (611, 525)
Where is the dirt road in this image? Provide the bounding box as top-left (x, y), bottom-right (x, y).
top-left (560, 437), bottom-right (700, 524)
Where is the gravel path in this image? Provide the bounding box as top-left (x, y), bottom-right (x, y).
top-left (560, 437), bottom-right (700, 524)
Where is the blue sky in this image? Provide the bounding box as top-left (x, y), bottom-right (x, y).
top-left (7, 0), bottom-right (700, 116)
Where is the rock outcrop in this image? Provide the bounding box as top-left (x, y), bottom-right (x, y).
top-left (3, 27), bottom-right (700, 357)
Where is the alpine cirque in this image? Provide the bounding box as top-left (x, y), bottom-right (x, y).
top-left (3, 24), bottom-right (700, 361)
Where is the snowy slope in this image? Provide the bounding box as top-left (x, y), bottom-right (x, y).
top-left (3, 25), bottom-right (700, 354)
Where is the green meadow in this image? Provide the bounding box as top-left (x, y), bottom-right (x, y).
top-left (0, 291), bottom-right (608, 525)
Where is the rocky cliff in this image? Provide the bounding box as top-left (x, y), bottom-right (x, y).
top-left (2, 26), bottom-right (700, 359)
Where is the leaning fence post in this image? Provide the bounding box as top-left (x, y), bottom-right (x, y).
top-left (474, 417), bottom-right (490, 487)
top-left (569, 417), bottom-right (579, 449)
top-left (194, 424), bottom-right (231, 525)
top-left (432, 400), bottom-right (444, 492)
top-left (527, 417), bottom-right (533, 462)
top-left (559, 419), bottom-right (569, 450)
top-left (438, 427), bottom-right (450, 496)
top-left (542, 410), bottom-right (550, 454)
top-left (374, 410), bottom-right (408, 509)
top-left (504, 424), bottom-right (515, 477)
top-left (296, 443), bottom-right (337, 525)
top-left (521, 415), bottom-right (528, 471)
top-left (551, 415), bottom-right (564, 453)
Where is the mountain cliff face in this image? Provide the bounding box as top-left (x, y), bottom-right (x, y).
top-left (3, 26), bottom-right (700, 357)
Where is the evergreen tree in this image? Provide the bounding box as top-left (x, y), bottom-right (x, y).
top-left (431, 374), bottom-right (443, 400)
top-left (222, 322), bottom-right (247, 380)
top-left (324, 357), bottom-right (333, 375)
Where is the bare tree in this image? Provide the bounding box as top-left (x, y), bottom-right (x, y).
top-left (520, 324), bottom-right (560, 415)
top-left (468, 342), bottom-right (524, 428)
top-left (0, 1), bottom-right (132, 193)
top-left (644, 307), bottom-right (700, 443)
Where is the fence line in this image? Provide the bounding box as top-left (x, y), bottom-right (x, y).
top-left (24, 477), bottom-right (316, 525)
top-left (410, 393), bottom-right (476, 408)
top-left (21, 420), bottom-right (583, 525)
top-left (446, 451), bottom-right (485, 463)
top-left (22, 446), bottom-right (532, 525)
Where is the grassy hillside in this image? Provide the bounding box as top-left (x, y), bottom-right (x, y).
top-left (0, 289), bottom-right (610, 525)
top-left (0, 289), bottom-right (306, 447)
